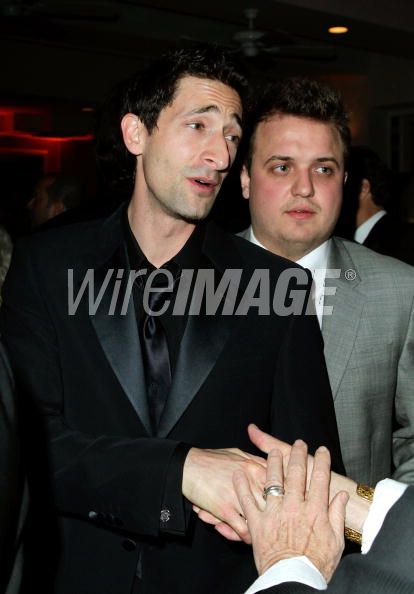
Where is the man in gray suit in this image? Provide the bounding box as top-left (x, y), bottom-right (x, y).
top-left (239, 78), bottom-right (414, 485)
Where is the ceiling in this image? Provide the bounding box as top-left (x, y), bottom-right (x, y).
top-left (0, 0), bottom-right (413, 114)
top-left (1, 0), bottom-right (414, 65)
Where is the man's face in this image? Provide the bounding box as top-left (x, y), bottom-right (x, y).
top-left (27, 176), bottom-right (56, 228)
top-left (241, 114), bottom-right (346, 260)
top-left (133, 76), bottom-right (242, 222)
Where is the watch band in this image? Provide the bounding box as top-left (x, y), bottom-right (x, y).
top-left (344, 483), bottom-right (375, 545)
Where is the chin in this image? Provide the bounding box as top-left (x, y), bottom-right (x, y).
top-left (176, 203), bottom-right (214, 224)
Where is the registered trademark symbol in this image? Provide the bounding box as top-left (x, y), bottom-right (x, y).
top-left (345, 268), bottom-right (356, 281)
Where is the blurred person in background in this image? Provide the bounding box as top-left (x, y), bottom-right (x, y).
top-left (27, 173), bottom-right (83, 230)
top-left (344, 146), bottom-right (413, 265)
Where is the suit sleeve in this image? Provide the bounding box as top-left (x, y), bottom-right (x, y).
top-left (0, 239), bottom-right (186, 538)
top-left (392, 291), bottom-right (414, 482)
top-left (271, 281), bottom-right (345, 474)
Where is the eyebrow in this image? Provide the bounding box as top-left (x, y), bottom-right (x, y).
top-left (315, 157), bottom-right (341, 168)
top-left (264, 155), bottom-right (341, 167)
top-left (185, 105), bottom-right (242, 128)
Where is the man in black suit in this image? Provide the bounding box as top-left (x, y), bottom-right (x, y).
top-left (347, 146), bottom-right (413, 265)
top-left (1, 46), bottom-right (342, 594)
top-left (0, 342), bottom-right (26, 594)
top-left (237, 426), bottom-right (412, 594)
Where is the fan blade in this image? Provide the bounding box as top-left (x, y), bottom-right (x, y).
top-left (264, 44), bottom-right (336, 61)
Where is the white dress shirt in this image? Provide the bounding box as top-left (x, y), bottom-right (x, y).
top-left (354, 211), bottom-right (387, 244)
top-left (247, 226), bottom-right (331, 328)
top-left (244, 479), bottom-right (408, 593)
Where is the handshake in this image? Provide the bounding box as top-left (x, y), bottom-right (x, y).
top-left (183, 424), bottom-right (369, 584)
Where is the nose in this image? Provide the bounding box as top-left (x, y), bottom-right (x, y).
top-left (202, 133), bottom-right (231, 172)
top-left (292, 170), bottom-right (314, 198)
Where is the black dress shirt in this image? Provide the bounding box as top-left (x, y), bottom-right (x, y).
top-left (123, 209), bottom-right (207, 536)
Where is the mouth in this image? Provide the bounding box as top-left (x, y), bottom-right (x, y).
top-left (187, 177), bottom-right (219, 194)
top-left (286, 208), bottom-right (316, 220)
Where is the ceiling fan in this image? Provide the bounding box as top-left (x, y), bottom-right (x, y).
top-left (232, 8), bottom-right (335, 61)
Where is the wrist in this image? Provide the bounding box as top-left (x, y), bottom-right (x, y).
top-left (182, 447), bottom-right (202, 501)
top-left (330, 472), bottom-right (372, 533)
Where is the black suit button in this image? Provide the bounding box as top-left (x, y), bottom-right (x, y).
top-left (122, 538), bottom-right (137, 551)
top-left (88, 511), bottom-right (98, 520)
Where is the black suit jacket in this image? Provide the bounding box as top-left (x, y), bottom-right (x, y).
top-left (261, 486), bottom-right (414, 594)
top-left (1, 205), bottom-right (343, 594)
top-left (0, 342), bottom-right (26, 594)
top-left (363, 214), bottom-right (414, 265)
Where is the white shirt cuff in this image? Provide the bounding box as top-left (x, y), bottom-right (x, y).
top-left (361, 478), bottom-right (407, 554)
top-left (244, 556), bottom-right (327, 594)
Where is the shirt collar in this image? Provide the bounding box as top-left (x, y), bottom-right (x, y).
top-left (354, 210), bottom-right (387, 244)
top-left (122, 205), bottom-right (206, 273)
top-left (297, 240), bottom-right (331, 272)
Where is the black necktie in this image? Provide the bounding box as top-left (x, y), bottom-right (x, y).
top-left (140, 263), bottom-right (179, 431)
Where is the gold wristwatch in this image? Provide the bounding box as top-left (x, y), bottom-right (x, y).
top-left (344, 483), bottom-right (375, 545)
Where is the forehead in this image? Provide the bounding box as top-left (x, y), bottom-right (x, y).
top-left (253, 114), bottom-right (344, 161)
top-left (166, 75), bottom-right (242, 119)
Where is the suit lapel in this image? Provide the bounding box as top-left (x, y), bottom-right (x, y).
top-left (157, 224), bottom-right (242, 437)
top-left (88, 207), bottom-right (152, 434)
top-left (157, 307), bottom-right (234, 438)
top-left (322, 238), bottom-right (365, 399)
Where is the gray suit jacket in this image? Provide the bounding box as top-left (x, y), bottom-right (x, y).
top-left (239, 228), bottom-right (414, 485)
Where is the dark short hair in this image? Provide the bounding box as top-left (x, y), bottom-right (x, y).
top-left (95, 45), bottom-right (247, 194)
top-left (243, 77), bottom-right (351, 170)
top-left (345, 145), bottom-right (393, 209)
top-left (43, 174), bottom-right (83, 210)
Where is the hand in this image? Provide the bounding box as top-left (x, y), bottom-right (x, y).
top-left (183, 447), bottom-right (267, 543)
top-left (234, 440), bottom-right (348, 582)
top-left (248, 424), bottom-right (369, 533)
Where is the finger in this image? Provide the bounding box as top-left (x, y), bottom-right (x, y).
top-left (248, 424), bottom-right (291, 457)
top-left (214, 522), bottom-right (244, 542)
top-left (328, 490), bottom-right (349, 541)
top-left (284, 440), bottom-right (308, 501)
top-left (236, 450), bottom-right (267, 468)
top-left (263, 449), bottom-right (284, 498)
top-left (223, 509), bottom-right (251, 543)
top-left (193, 505), bottom-right (201, 513)
top-left (307, 446), bottom-right (331, 508)
top-left (197, 510), bottom-right (221, 526)
top-left (241, 460), bottom-right (267, 510)
top-left (233, 470), bottom-right (259, 525)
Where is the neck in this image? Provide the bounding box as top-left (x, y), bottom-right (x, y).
top-left (128, 198), bottom-right (195, 268)
top-left (252, 226), bottom-right (317, 262)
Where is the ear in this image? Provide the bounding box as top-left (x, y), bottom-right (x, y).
top-left (121, 113), bottom-right (147, 156)
top-left (50, 200), bottom-right (66, 217)
top-left (240, 165), bottom-right (251, 200)
top-left (360, 178), bottom-right (371, 197)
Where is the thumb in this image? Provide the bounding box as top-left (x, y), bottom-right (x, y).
top-left (328, 490), bottom-right (349, 540)
top-left (248, 424), bottom-right (290, 457)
